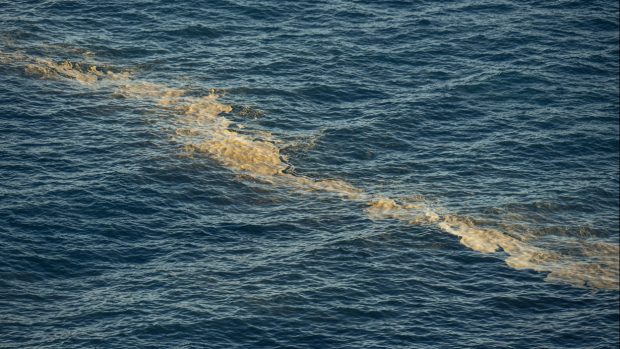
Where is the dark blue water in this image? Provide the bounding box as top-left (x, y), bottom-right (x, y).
top-left (1, 1), bottom-right (619, 348)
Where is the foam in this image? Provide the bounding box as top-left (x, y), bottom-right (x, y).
top-left (24, 58), bottom-right (130, 85)
top-left (369, 200), bottom-right (619, 289)
top-left (185, 130), bottom-right (286, 176)
top-left (116, 82), bottom-right (184, 102)
top-left (366, 197), bottom-right (440, 224)
top-left (17, 50), bottom-right (618, 290)
top-left (286, 176), bottom-right (365, 200)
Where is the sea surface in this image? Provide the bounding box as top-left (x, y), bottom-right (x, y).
top-left (1, 1), bottom-right (619, 348)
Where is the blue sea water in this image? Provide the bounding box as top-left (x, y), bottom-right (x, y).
top-left (1, 0), bottom-right (619, 348)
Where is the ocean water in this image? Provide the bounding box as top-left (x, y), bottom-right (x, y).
top-left (1, 0), bottom-right (619, 348)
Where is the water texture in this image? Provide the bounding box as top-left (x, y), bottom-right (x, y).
top-left (1, 1), bottom-right (619, 348)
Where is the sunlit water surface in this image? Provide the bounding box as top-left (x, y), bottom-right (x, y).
top-left (1, 1), bottom-right (619, 348)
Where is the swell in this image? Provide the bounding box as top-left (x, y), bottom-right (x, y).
top-left (6, 48), bottom-right (618, 290)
